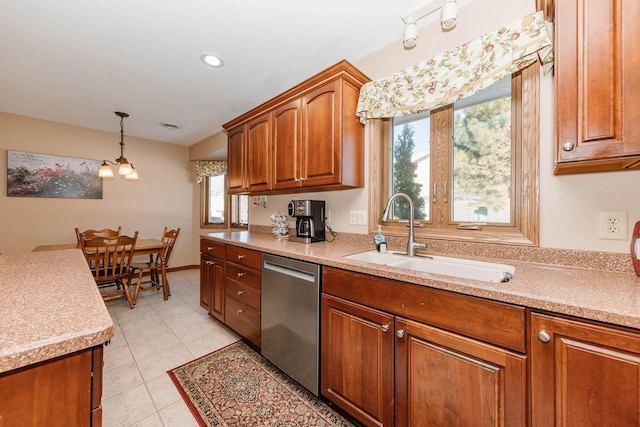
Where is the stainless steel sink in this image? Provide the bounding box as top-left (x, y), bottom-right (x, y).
top-left (343, 250), bottom-right (515, 283)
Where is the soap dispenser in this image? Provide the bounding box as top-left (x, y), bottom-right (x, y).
top-left (374, 225), bottom-right (387, 253)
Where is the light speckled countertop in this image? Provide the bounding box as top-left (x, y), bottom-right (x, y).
top-left (0, 249), bottom-right (114, 373)
top-left (203, 231), bottom-right (640, 331)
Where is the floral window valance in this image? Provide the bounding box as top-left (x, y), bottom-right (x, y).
top-left (356, 11), bottom-right (554, 121)
top-left (194, 160), bottom-right (227, 184)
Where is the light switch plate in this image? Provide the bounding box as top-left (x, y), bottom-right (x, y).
top-left (349, 210), bottom-right (368, 226)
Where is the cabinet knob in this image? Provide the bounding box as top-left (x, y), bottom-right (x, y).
top-left (299, 177), bottom-right (306, 182)
top-left (237, 309), bottom-right (244, 314)
top-left (396, 329), bottom-right (405, 338)
top-left (537, 330), bottom-right (551, 343)
top-left (207, 246), bottom-right (213, 250)
top-left (237, 290), bottom-right (244, 296)
top-left (381, 324), bottom-right (389, 333)
top-left (237, 272), bottom-right (245, 278)
top-left (237, 254), bottom-right (245, 260)
top-left (294, 178), bottom-right (299, 182)
top-left (562, 141), bottom-right (575, 152)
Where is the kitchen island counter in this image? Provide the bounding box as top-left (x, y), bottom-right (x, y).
top-left (0, 249), bottom-right (113, 373)
top-left (202, 231), bottom-right (640, 331)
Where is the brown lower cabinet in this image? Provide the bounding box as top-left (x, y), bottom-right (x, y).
top-left (530, 312), bottom-right (640, 426)
top-left (200, 239), bottom-right (262, 348)
top-left (0, 345), bottom-right (104, 426)
top-left (321, 267), bottom-right (527, 427)
top-left (321, 294), bottom-right (526, 427)
top-left (224, 245), bottom-right (262, 348)
top-left (199, 240), bottom-right (225, 321)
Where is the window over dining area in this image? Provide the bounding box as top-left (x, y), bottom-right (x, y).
top-left (201, 175), bottom-right (248, 229)
top-left (196, 161), bottom-right (248, 229)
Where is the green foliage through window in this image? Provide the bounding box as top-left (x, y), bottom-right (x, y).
top-left (392, 124), bottom-right (426, 220)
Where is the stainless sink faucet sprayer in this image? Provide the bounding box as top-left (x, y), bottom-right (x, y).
top-left (381, 193), bottom-right (426, 257)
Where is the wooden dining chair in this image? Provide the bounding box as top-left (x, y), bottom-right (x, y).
top-left (130, 227), bottom-right (180, 304)
top-left (80, 232), bottom-right (138, 309)
top-left (75, 226), bottom-right (121, 245)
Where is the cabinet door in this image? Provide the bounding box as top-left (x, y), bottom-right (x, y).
top-left (395, 317), bottom-right (526, 427)
top-left (321, 294), bottom-right (394, 427)
top-left (272, 99), bottom-right (302, 190)
top-left (246, 113), bottom-right (271, 192)
top-left (555, 0), bottom-right (640, 172)
top-left (530, 312), bottom-right (640, 427)
top-left (301, 80), bottom-right (342, 186)
top-left (0, 347), bottom-right (93, 426)
top-left (200, 253), bottom-right (224, 321)
top-left (227, 126), bottom-right (245, 193)
top-left (210, 258), bottom-right (225, 321)
top-left (199, 254), bottom-right (212, 312)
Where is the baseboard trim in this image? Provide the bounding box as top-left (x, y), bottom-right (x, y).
top-left (167, 265), bottom-right (199, 272)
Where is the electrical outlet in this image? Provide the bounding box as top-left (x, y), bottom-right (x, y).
top-left (325, 209), bottom-right (331, 225)
top-left (598, 210), bottom-right (628, 240)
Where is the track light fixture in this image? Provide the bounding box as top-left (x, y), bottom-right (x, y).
top-left (403, 17), bottom-right (418, 48)
top-left (98, 112), bottom-right (139, 180)
top-left (441, 0), bottom-right (458, 30)
top-left (401, 0), bottom-right (459, 49)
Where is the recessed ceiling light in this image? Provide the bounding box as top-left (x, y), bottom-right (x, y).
top-left (161, 122), bottom-right (181, 131)
top-left (200, 53), bottom-right (224, 68)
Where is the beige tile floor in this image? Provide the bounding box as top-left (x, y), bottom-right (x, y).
top-left (102, 269), bottom-right (239, 427)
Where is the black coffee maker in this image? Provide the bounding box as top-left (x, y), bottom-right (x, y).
top-left (287, 200), bottom-right (326, 243)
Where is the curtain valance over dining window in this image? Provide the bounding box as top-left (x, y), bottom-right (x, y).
top-left (194, 160), bottom-right (227, 184)
top-left (355, 11), bottom-right (553, 121)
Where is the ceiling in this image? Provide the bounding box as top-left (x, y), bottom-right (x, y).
top-left (0, 0), bottom-right (437, 147)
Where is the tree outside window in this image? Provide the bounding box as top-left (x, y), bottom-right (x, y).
top-left (392, 124), bottom-right (426, 220)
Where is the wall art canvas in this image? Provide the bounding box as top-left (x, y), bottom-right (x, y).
top-left (7, 150), bottom-right (103, 199)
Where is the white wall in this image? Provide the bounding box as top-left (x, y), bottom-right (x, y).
top-left (241, 0), bottom-right (640, 255)
top-left (0, 112), bottom-right (195, 267)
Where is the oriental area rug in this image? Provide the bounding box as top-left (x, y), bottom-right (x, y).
top-left (168, 341), bottom-right (355, 427)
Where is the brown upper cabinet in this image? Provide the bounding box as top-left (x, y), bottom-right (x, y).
top-left (555, 0), bottom-right (640, 174)
top-left (223, 60), bottom-right (370, 194)
top-left (227, 113), bottom-right (272, 193)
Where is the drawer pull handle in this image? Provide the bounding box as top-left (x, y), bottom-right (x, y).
top-left (207, 246), bottom-right (213, 250)
top-left (237, 290), bottom-right (244, 296)
top-left (237, 309), bottom-right (244, 314)
top-left (381, 324), bottom-right (389, 333)
top-left (237, 255), bottom-right (245, 260)
top-left (237, 272), bottom-right (245, 278)
top-left (396, 329), bottom-right (405, 338)
top-left (538, 330), bottom-right (551, 343)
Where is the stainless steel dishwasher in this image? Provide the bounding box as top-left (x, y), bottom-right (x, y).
top-left (261, 253), bottom-right (321, 396)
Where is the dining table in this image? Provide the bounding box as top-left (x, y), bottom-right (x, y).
top-left (32, 238), bottom-right (171, 300)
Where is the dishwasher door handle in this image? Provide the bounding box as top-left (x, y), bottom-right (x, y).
top-left (263, 261), bottom-right (316, 283)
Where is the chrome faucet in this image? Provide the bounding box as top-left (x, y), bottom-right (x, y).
top-left (381, 193), bottom-right (426, 257)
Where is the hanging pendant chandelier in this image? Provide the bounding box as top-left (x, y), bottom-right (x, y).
top-left (98, 111), bottom-right (139, 180)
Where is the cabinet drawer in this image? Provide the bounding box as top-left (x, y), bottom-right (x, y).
top-left (226, 245), bottom-right (261, 270)
top-left (225, 262), bottom-right (261, 289)
top-left (225, 296), bottom-right (261, 348)
top-left (323, 266), bottom-right (526, 353)
top-left (200, 239), bottom-right (225, 259)
top-left (226, 279), bottom-right (261, 311)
